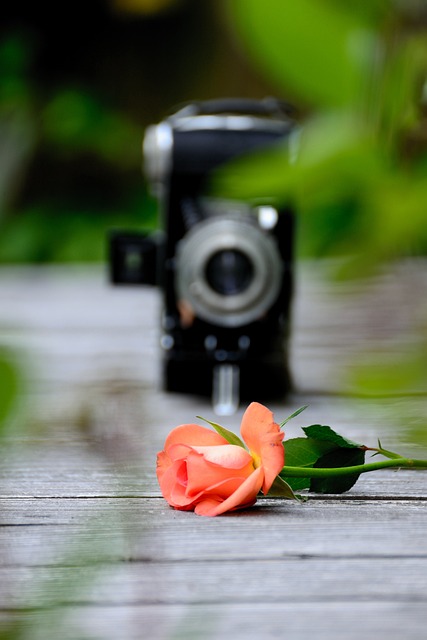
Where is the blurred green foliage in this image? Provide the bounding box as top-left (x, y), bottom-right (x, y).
top-left (220, 0), bottom-right (427, 423)
top-left (220, 0), bottom-right (427, 272)
top-left (227, 0), bottom-right (373, 109)
top-left (0, 1), bottom-right (278, 264)
top-left (0, 349), bottom-right (20, 435)
top-left (2, 1), bottom-right (427, 266)
top-left (42, 89), bottom-right (141, 168)
top-left (0, 30), bottom-right (151, 262)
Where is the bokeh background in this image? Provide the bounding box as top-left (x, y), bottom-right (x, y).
top-left (1, 0), bottom-right (427, 265)
top-left (2, 0), bottom-right (427, 432)
top-left (1, 6), bottom-right (427, 638)
top-left (0, 0), bottom-right (282, 264)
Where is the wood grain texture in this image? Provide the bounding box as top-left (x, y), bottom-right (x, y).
top-left (1, 261), bottom-right (427, 640)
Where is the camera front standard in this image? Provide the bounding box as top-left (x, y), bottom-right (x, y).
top-left (109, 98), bottom-right (297, 414)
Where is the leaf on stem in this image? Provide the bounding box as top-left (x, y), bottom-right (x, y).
top-left (267, 474), bottom-right (299, 500)
top-left (281, 423), bottom-right (367, 493)
top-left (280, 436), bottom-right (334, 490)
top-left (310, 447), bottom-right (366, 493)
top-left (279, 405), bottom-right (308, 428)
top-left (302, 424), bottom-right (363, 449)
top-left (373, 439), bottom-right (402, 460)
top-left (196, 416), bottom-right (246, 449)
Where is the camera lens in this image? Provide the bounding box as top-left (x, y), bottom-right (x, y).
top-left (205, 250), bottom-right (254, 296)
top-left (176, 214), bottom-right (283, 327)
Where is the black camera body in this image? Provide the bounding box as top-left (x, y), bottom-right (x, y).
top-left (110, 98), bottom-right (296, 413)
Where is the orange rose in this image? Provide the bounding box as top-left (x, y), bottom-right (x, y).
top-left (156, 402), bottom-right (284, 516)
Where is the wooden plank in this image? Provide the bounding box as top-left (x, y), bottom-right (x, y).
top-left (1, 260), bottom-right (427, 397)
top-left (1, 464), bottom-right (427, 499)
top-left (2, 556), bottom-right (427, 607)
top-left (1, 435), bottom-right (427, 498)
top-left (1, 497), bottom-right (427, 566)
top-left (2, 601), bottom-right (426, 640)
top-left (1, 262), bottom-right (427, 640)
top-left (1, 495), bottom-right (427, 637)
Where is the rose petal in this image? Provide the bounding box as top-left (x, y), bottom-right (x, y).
top-left (193, 476), bottom-right (248, 502)
top-left (173, 475), bottom-right (252, 511)
top-left (167, 443), bottom-right (194, 462)
top-left (194, 497), bottom-right (224, 516)
top-left (185, 449), bottom-right (253, 497)
top-left (158, 459), bottom-right (193, 508)
top-left (191, 444), bottom-right (253, 469)
top-left (240, 402), bottom-right (276, 454)
top-left (156, 450), bottom-right (172, 484)
top-left (240, 402), bottom-right (284, 494)
top-left (195, 495), bottom-right (258, 516)
top-left (168, 442), bottom-right (252, 468)
top-left (259, 432), bottom-right (285, 494)
top-left (164, 424), bottom-right (228, 452)
top-left (194, 466), bottom-right (264, 516)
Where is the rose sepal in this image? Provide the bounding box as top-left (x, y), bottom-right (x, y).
top-left (196, 415), bottom-right (246, 449)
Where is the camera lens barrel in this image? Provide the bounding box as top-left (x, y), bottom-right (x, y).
top-left (205, 249), bottom-right (254, 296)
top-left (175, 216), bottom-right (283, 328)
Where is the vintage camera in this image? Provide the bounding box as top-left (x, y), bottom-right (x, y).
top-left (110, 98), bottom-right (296, 414)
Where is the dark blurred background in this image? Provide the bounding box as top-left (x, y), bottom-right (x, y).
top-left (2, 0), bottom-right (427, 273)
top-left (2, 0), bottom-right (427, 437)
top-left (0, 0), bottom-right (278, 263)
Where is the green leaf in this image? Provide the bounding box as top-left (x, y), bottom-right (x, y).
top-left (281, 426), bottom-right (366, 493)
top-left (281, 476), bottom-right (310, 492)
top-left (284, 436), bottom-right (335, 466)
top-left (196, 416), bottom-right (246, 449)
top-left (212, 112), bottom-right (379, 213)
top-left (280, 436), bottom-right (334, 491)
top-left (227, 0), bottom-right (370, 108)
top-left (279, 405), bottom-right (308, 428)
top-left (0, 351), bottom-right (20, 434)
top-left (310, 447), bottom-right (366, 494)
top-left (267, 474), bottom-right (299, 501)
top-left (302, 424), bottom-right (363, 449)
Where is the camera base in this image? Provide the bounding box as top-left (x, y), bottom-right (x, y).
top-left (163, 356), bottom-right (292, 410)
top-left (212, 364), bottom-right (240, 416)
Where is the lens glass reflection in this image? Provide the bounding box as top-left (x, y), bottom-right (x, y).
top-left (205, 249), bottom-right (254, 296)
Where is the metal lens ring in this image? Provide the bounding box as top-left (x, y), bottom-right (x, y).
top-left (175, 217), bottom-right (283, 327)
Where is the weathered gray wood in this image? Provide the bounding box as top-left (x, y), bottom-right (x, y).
top-left (1, 260), bottom-right (427, 397)
top-left (1, 497), bottom-right (427, 565)
top-left (2, 555), bottom-right (427, 606)
top-left (1, 602), bottom-right (426, 640)
top-left (1, 456), bottom-right (427, 498)
top-left (1, 261), bottom-right (427, 640)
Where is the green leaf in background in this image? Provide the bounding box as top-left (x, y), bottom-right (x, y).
top-left (42, 89), bottom-right (142, 168)
top-left (227, 0), bottom-right (372, 108)
top-left (0, 350), bottom-right (20, 434)
top-left (310, 447), bottom-right (366, 494)
top-left (211, 112), bottom-right (383, 228)
top-left (351, 336), bottom-right (427, 397)
top-left (196, 416), bottom-right (247, 449)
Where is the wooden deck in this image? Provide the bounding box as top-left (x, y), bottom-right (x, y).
top-left (1, 261), bottom-right (427, 639)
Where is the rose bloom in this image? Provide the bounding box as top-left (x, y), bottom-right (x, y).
top-left (156, 402), bottom-right (284, 516)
